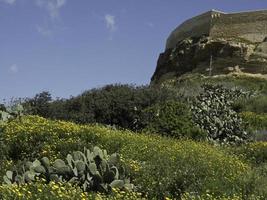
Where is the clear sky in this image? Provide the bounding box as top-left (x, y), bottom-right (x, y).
top-left (1, 0), bottom-right (267, 100)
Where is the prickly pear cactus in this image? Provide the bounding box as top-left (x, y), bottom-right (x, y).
top-left (3, 146), bottom-right (134, 193)
top-left (191, 84), bottom-right (251, 144)
top-left (0, 103), bottom-right (24, 124)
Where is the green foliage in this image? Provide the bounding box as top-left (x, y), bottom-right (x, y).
top-left (23, 84), bottom-right (180, 130)
top-left (232, 142), bottom-right (267, 165)
top-left (240, 112), bottom-right (267, 136)
top-left (162, 73), bottom-right (267, 99)
top-left (23, 91), bottom-right (52, 118)
top-left (238, 163), bottom-right (267, 199)
top-left (0, 181), bottom-right (144, 200)
top-left (0, 104), bottom-right (24, 161)
top-left (241, 95), bottom-right (267, 114)
top-left (0, 116), bottom-right (250, 199)
top-left (140, 101), bottom-right (207, 140)
top-left (191, 84), bottom-right (250, 144)
top-left (3, 146), bottom-right (133, 194)
top-left (0, 103), bottom-right (24, 124)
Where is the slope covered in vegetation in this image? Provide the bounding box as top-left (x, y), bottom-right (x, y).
top-left (0, 74), bottom-right (267, 199)
top-left (0, 116), bottom-right (267, 199)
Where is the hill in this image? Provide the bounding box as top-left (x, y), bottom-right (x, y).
top-left (151, 9), bottom-right (267, 84)
top-left (1, 115), bottom-right (267, 199)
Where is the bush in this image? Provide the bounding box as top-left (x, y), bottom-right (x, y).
top-left (241, 112), bottom-right (267, 131)
top-left (191, 84), bottom-right (250, 144)
top-left (23, 91), bottom-right (52, 118)
top-left (181, 192), bottom-right (264, 200)
top-left (242, 96), bottom-right (267, 114)
top-left (240, 112), bottom-right (267, 141)
top-left (0, 116), bottom-right (250, 199)
top-left (238, 163), bottom-right (267, 199)
top-left (0, 181), bottom-right (143, 200)
top-left (233, 95), bottom-right (267, 114)
top-left (23, 85), bottom-right (181, 131)
top-left (140, 101), bottom-right (206, 140)
top-left (232, 142), bottom-right (267, 165)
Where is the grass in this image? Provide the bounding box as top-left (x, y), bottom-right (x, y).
top-left (161, 73), bottom-right (267, 99)
top-left (1, 115), bottom-right (265, 199)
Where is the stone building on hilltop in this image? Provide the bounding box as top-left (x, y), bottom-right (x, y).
top-left (166, 9), bottom-right (267, 49)
top-left (151, 9), bottom-right (267, 83)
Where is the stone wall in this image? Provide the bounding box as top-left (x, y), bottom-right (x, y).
top-left (166, 11), bottom-right (217, 49)
top-left (166, 10), bottom-right (267, 50)
top-left (210, 10), bottom-right (267, 43)
top-left (153, 10), bottom-right (267, 83)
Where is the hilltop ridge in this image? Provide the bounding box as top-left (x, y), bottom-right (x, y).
top-left (151, 9), bottom-right (267, 84)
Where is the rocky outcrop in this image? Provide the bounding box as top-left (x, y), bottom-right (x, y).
top-left (151, 36), bottom-right (267, 84)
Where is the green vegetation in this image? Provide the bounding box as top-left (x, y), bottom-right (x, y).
top-left (4, 146), bottom-right (133, 194)
top-left (238, 95), bottom-right (267, 114)
top-left (0, 115), bottom-right (258, 199)
top-left (162, 73), bottom-right (267, 99)
top-left (0, 181), bottom-right (143, 200)
top-left (23, 84), bottom-right (180, 131)
top-left (140, 101), bottom-right (206, 140)
top-left (192, 84), bottom-right (250, 144)
top-left (241, 112), bottom-right (267, 131)
top-left (1, 74), bottom-right (267, 199)
top-left (0, 103), bottom-right (24, 124)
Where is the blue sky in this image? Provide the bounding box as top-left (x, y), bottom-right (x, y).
top-left (1, 0), bottom-right (267, 100)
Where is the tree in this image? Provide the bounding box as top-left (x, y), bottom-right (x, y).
top-left (24, 91), bottom-right (52, 117)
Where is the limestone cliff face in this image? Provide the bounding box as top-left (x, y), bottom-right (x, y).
top-left (151, 36), bottom-right (267, 84)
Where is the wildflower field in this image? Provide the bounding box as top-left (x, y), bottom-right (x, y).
top-left (0, 115), bottom-right (267, 199)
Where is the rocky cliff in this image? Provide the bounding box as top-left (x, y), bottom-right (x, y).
top-left (151, 36), bottom-right (267, 84)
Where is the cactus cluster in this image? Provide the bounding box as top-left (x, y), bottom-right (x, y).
top-left (0, 104), bottom-right (23, 124)
top-left (3, 146), bottom-right (134, 193)
top-left (191, 84), bottom-right (251, 144)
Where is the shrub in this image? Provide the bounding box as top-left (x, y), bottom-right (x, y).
top-left (23, 91), bottom-right (52, 118)
top-left (23, 84), bottom-right (181, 130)
top-left (181, 192), bottom-right (264, 200)
top-left (0, 181), bottom-right (144, 200)
top-left (240, 112), bottom-right (267, 141)
top-left (163, 73), bottom-right (267, 97)
top-left (191, 84), bottom-right (250, 144)
top-left (242, 95), bottom-right (267, 114)
top-left (241, 112), bottom-right (267, 131)
top-left (232, 142), bottom-right (267, 165)
top-left (0, 116), bottom-right (250, 199)
top-left (140, 101), bottom-right (207, 140)
top-left (182, 162), bottom-right (267, 200)
top-left (238, 163), bottom-right (267, 199)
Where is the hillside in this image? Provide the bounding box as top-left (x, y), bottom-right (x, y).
top-left (156, 72), bottom-right (267, 96)
top-left (151, 36), bottom-right (267, 84)
top-left (1, 6), bottom-right (267, 200)
top-left (1, 116), bottom-right (267, 199)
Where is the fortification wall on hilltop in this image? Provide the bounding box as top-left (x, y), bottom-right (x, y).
top-left (166, 11), bottom-right (221, 49)
top-left (166, 9), bottom-right (267, 50)
top-left (210, 10), bottom-right (267, 43)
